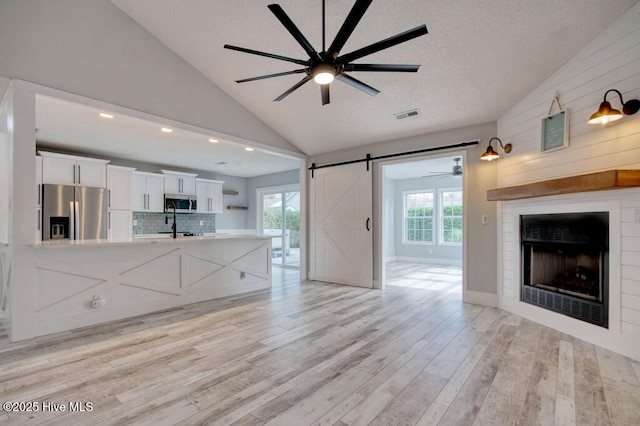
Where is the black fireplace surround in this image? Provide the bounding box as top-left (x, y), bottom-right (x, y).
top-left (521, 212), bottom-right (609, 328)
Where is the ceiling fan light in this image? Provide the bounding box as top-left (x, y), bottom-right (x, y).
top-left (588, 101), bottom-right (623, 125)
top-left (313, 64), bottom-right (335, 85)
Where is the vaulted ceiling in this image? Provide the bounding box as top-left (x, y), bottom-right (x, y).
top-left (111, 0), bottom-right (638, 156)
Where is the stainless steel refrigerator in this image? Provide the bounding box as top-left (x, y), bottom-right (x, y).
top-left (42, 184), bottom-right (107, 241)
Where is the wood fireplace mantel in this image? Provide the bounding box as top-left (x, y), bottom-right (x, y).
top-left (487, 170), bottom-right (640, 201)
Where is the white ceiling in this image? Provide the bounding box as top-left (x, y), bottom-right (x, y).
top-left (111, 0), bottom-right (638, 156)
top-left (35, 95), bottom-right (302, 178)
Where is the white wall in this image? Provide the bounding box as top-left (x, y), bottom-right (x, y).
top-left (0, 0), bottom-right (299, 154)
top-left (308, 121), bottom-right (498, 298)
top-left (382, 175), bottom-right (395, 261)
top-left (497, 3), bottom-right (640, 185)
top-left (215, 174), bottom-right (249, 231)
top-left (496, 2), bottom-right (640, 360)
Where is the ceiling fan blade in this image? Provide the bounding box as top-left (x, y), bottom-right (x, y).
top-left (343, 64), bottom-right (421, 72)
top-left (224, 44), bottom-right (308, 66)
top-left (327, 0), bottom-right (373, 57)
top-left (321, 84), bottom-right (330, 105)
top-left (337, 24), bottom-right (428, 64)
top-left (236, 69), bottom-right (308, 83)
top-left (274, 75), bottom-right (313, 101)
top-left (268, 4), bottom-right (321, 61)
top-left (335, 73), bottom-right (379, 96)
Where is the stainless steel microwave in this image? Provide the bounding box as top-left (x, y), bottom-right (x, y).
top-left (164, 194), bottom-right (197, 213)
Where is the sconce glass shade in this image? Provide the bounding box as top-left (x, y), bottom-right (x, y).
top-left (588, 101), bottom-right (623, 125)
top-left (588, 89), bottom-right (640, 125)
top-left (481, 145), bottom-right (500, 161)
top-left (313, 64), bottom-right (335, 85)
top-left (481, 137), bottom-right (511, 161)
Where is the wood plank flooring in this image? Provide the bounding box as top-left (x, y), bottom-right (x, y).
top-left (1, 263), bottom-right (639, 425)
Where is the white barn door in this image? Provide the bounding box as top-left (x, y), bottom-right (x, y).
top-left (310, 162), bottom-right (372, 288)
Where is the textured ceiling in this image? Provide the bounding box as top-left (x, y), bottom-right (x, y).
top-left (111, 0), bottom-right (638, 156)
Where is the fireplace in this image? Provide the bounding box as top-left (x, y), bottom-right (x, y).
top-left (520, 212), bottom-right (609, 328)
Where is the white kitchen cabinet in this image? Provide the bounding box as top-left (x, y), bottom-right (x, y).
top-left (36, 156), bottom-right (42, 208)
top-left (107, 165), bottom-right (135, 241)
top-left (108, 209), bottom-right (133, 242)
top-left (39, 151), bottom-right (108, 188)
top-left (162, 170), bottom-right (197, 195)
top-left (35, 208), bottom-right (42, 243)
top-left (36, 156), bottom-right (42, 242)
top-left (107, 165), bottom-right (135, 210)
top-left (132, 171), bottom-right (164, 212)
top-left (196, 178), bottom-right (224, 214)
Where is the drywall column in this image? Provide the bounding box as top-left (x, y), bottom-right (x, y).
top-left (8, 83), bottom-right (37, 340)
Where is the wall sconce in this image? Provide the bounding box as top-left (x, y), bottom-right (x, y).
top-left (481, 137), bottom-right (512, 161)
top-left (588, 89), bottom-right (639, 125)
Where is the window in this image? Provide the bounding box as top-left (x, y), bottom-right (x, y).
top-left (440, 189), bottom-right (463, 244)
top-left (258, 185), bottom-right (300, 268)
top-left (403, 191), bottom-right (434, 243)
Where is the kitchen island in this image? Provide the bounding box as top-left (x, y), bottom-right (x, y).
top-left (30, 234), bottom-right (272, 338)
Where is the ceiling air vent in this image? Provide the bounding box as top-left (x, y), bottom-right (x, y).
top-left (394, 109), bottom-right (420, 120)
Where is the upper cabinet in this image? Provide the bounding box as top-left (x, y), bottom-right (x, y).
top-left (132, 171), bottom-right (164, 212)
top-left (39, 151), bottom-right (109, 188)
top-left (196, 178), bottom-right (224, 214)
top-left (162, 170), bottom-right (197, 195)
top-left (35, 156), bottom-right (42, 208)
top-left (107, 165), bottom-right (135, 211)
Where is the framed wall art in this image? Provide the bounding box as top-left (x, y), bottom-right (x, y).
top-left (541, 96), bottom-right (569, 153)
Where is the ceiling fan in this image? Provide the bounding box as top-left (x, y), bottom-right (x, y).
top-left (224, 0), bottom-right (428, 105)
top-left (423, 158), bottom-right (463, 178)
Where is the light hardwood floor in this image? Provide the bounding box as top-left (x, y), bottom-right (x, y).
top-left (1, 265), bottom-right (639, 425)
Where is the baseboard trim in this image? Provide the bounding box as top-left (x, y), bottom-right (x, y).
top-left (464, 290), bottom-right (498, 307)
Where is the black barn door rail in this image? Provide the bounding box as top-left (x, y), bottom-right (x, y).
top-left (308, 140), bottom-right (479, 178)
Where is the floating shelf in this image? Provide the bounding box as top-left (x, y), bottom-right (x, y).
top-left (227, 205), bottom-right (248, 210)
top-left (487, 170), bottom-right (640, 201)
top-left (223, 190), bottom-right (239, 195)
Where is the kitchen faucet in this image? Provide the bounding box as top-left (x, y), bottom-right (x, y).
top-left (165, 201), bottom-right (177, 239)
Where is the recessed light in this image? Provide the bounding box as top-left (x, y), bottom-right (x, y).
top-left (161, 127), bottom-right (173, 133)
top-left (209, 138), bottom-right (219, 143)
top-left (99, 112), bottom-right (114, 119)
top-left (245, 147), bottom-right (254, 152)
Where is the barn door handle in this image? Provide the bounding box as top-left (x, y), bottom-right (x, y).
top-left (366, 217), bottom-right (370, 231)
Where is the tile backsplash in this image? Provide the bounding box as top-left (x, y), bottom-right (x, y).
top-left (133, 212), bottom-right (216, 235)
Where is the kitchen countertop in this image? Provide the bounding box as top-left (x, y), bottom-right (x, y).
top-left (35, 233), bottom-right (272, 248)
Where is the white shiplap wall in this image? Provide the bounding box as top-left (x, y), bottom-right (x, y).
top-left (497, 2), bottom-right (640, 187)
top-left (496, 2), bottom-right (640, 361)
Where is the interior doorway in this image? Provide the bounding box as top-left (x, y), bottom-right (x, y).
top-left (257, 184), bottom-right (301, 269)
top-left (378, 152), bottom-right (465, 293)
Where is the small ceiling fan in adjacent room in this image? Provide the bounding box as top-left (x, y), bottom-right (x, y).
top-left (224, 0), bottom-right (428, 105)
top-left (423, 158), bottom-right (463, 178)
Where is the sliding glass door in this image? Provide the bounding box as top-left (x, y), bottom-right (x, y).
top-left (259, 186), bottom-right (300, 268)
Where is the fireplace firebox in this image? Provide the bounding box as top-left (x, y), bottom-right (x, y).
top-left (521, 212), bottom-right (609, 328)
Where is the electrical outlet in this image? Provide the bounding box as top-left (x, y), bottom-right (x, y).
top-left (200, 220), bottom-right (203, 226)
top-left (481, 215), bottom-right (489, 225)
top-left (91, 295), bottom-right (106, 308)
